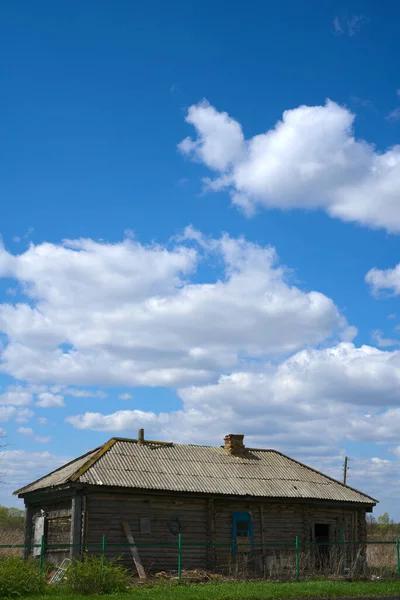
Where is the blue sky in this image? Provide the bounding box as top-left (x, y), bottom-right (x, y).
top-left (1, 0), bottom-right (400, 517)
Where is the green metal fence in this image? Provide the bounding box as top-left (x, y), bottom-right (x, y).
top-left (1, 536), bottom-right (400, 582)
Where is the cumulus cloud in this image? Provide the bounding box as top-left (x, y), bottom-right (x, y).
top-left (36, 392), bottom-right (65, 408)
top-left (17, 425), bottom-right (51, 443)
top-left (0, 232), bottom-right (349, 388)
top-left (179, 100), bottom-right (400, 231)
top-left (0, 407), bottom-right (33, 423)
top-left (366, 264), bottom-right (400, 296)
top-left (66, 343), bottom-right (400, 456)
top-left (371, 330), bottom-right (400, 348)
top-left (0, 389), bottom-right (32, 406)
top-left (0, 450), bottom-right (70, 504)
top-left (17, 427), bottom-right (33, 437)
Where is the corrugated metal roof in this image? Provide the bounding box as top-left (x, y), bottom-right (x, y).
top-left (14, 438), bottom-right (376, 505)
top-left (14, 447), bottom-right (101, 494)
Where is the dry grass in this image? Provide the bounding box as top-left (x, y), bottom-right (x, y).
top-left (0, 528), bottom-right (24, 557)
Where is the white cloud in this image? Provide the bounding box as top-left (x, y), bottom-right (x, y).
top-left (371, 330), bottom-right (400, 348)
top-left (66, 388), bottom-right (107, 398)
top-left (66, 342), bottom-right (400, 455)
top-left (34, 435), bottom-right (52, 444)
top-left (386, 107), bottom-right (400, 122)
top-left (0, 406), bottom-right (33, 423)
top-left (0, 450), bottom-right (71, 505)
top-left (67, 409), bottom-right (163, 433)
top-left (118, 393), bottom-right (133, 400)
top-left (17, 427), bottom-right (33, 437)
top-left (366, 264), bottom-right (400, 296)
top-left (179, 102), bottom-right (245, 171)
top-left (37, 417), bottom-right (48, 425)
top-left (0, 389), bottom-right (32, 406)
top-left (36, 392), bottom-right (65, 408)
top-left (17, 426), bottom-right (51, 443)
top-left (0, 233), bottom-right (349, 388)
top-left (333, 14), bottom-right (369, 37)
top-left (333, 16), bottom-right (343, 35)
top-left (0, 407), bottom-right (17, 422)
top-left (15, 408), bottom-right (34, 423)
top-left (179, 100), bottom-right (400, 231)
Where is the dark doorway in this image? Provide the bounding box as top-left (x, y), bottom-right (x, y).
top-left (314, 524), bottom-right (331, 570)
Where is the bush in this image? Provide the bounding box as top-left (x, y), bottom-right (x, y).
top-left (64, 555), bottom-right (131, 595)
top-left (0, 556), bottom-right (46, 598)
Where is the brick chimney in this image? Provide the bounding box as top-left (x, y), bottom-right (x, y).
top-left (224, 434), bottom-right (245, 456)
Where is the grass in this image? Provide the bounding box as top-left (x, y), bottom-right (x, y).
top-left (29, 580), bottom-right (400, 600)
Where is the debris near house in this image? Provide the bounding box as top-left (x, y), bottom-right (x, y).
top-left (49, 557), bottom-right (71, 584)
top-left (154, 569), bottom-right (227, 583)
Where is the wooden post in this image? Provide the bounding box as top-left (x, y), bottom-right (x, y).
top-left (23, 504), bottom-right (34, 560)
top-left (259, 505), bottom-right (266, 576)
top-left (70, 494), bottom-right (83, 560)
top-left (122, 520), bottom-right (146, 579)
top-left (343, 457), bottom-right (349, 485)
top-left (206, 499), bottom-right (216, 570)
top-left (178, 533), bottom-right (182, 583)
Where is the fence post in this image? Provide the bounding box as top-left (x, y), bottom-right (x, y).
top-left (178, 533), bottom-right (182, 583)
top-left (39, 535), bottom-right (45, 576)
top-left (396, 538), bottom-right (400, 580)
top-left (339, 527), bottom-right (344, 574)
top-left (295, 535), bottom-right (300, 582)
top-left (101, 534), bottom-right (107, 572)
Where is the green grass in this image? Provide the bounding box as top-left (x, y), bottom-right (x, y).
top-left (31, 579), bottom-right (400, 600)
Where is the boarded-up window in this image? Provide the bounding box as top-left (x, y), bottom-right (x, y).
top-left (33, 516), bottom-right (45, 557)
top-left (140, 517), bottom-right (151, 535)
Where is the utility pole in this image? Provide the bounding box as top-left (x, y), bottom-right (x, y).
top-left (343, 456), bottom-right (349, 485)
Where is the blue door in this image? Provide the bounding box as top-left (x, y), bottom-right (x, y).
top-left (232, 512), bottom-right (253, 555)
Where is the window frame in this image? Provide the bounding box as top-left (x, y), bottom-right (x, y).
top-left (139, 516), bottom-right (151, 535)
top-left (232, 511), bottom-right (253, 555)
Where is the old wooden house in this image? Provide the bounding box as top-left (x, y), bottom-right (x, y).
top-left (15, 432), bottom-right (376, 572)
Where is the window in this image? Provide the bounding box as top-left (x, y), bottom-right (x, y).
top-left (232, 512), bottom-right (253, 555)
top-left (140, 517), bottom-right (151, 535)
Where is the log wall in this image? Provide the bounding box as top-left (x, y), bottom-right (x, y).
top-left (30, 499), bottom-right (72, 565)
top-left (85, 492), bottom-right (208, 573)
top-left (84, 491), bottom-right (367, 574)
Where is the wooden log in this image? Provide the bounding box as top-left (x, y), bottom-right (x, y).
top-left (122, 521), bottom-right (146, 579)
top-left (70, 495), bottom-right (83, 560)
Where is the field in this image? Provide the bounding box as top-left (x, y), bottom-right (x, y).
top-left (28, 580), bottom-right (400, 600)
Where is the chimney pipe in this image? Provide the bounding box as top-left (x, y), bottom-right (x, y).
top-left (138, 428), bottom-right (145, 444)
top-left (224, 434), bottom-right (245, 456)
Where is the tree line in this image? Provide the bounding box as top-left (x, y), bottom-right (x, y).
top-left (366, 512), bottom-right (400, 537)
top-left (0, 506), bottom-right (24, 531)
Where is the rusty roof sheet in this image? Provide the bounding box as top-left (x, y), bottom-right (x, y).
top-left (14, 438), bottom-right (376, 505)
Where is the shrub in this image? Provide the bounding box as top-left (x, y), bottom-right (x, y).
top-left (0, 556), bottom-right (46, 598)
top-left (64, 555), bottom-right (131, 595)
